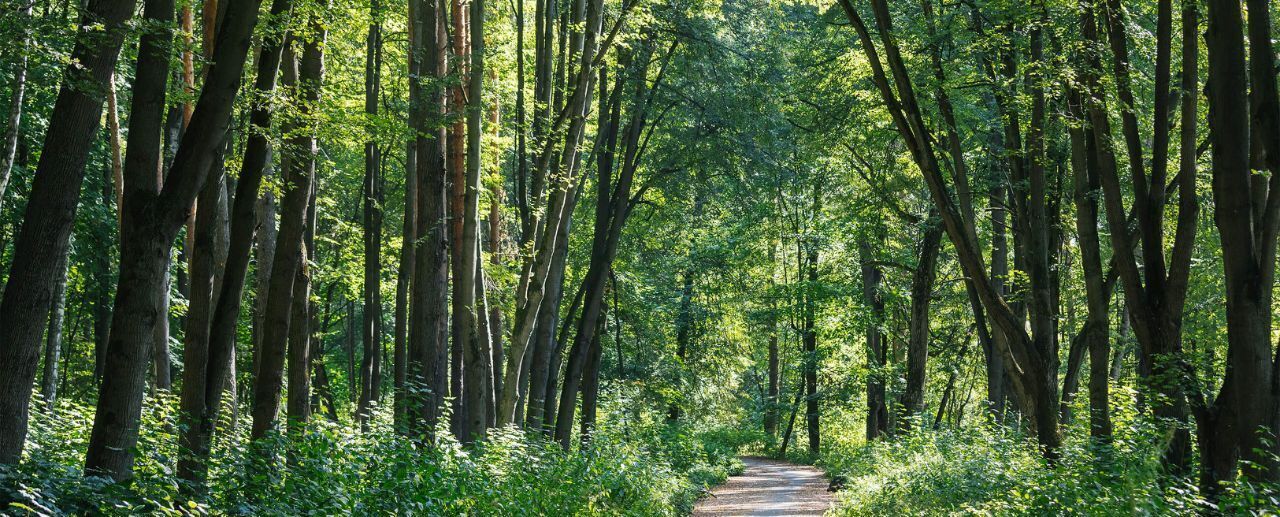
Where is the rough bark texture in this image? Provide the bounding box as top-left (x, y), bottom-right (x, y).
top-left (408, 0), bottom-right (451, 437)
top-left (0, 0), bottom-right (137, 466)
top-left (358, 0), bottom-right (384, 426)
top-left (252, 27), bottom-right (325, 439)
top-left (178, 0), bottom-right (293, 485)
top-left (899, 215), bottom-right (942, 431)
top-left (859, 238), bottom-right (888, 440)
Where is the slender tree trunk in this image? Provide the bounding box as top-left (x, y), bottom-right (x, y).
top-left (899, 214), bottom-right (942, 432)
top-left (251, 24), bottom-right (325, 439)
top-left (765, 284), bottom-right (779, 436)
top-left (393, 140), bottom-right (416, 429)
top-left (457, 0), bottom-right (490, 442)
top-left (89, 0), bottom-right (264, 478)
top-left (578, 309), bottom-right (605, 444)
top-left (286, 246), bottom-right (312, 433)
top-left (41, 254), bottom-right (71, 410)
top-left (358, 0), bottom-right (384, 426)
top-left (859, 238), bottom-right (887, 440)
top-left (0, 0), bottom-right (32, 208)
top-left (1068, 87), bottom-right (1113, 439)
top-left (177, 0), bottom-right (293, 485)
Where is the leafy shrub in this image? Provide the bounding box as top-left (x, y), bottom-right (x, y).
top-left (821, 419), bottom-right (1280, 516)
top-left (2, 397), bottom-right (745, 516)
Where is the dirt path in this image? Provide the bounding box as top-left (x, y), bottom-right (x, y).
top-left (692, 457), bottom-right (834, 516)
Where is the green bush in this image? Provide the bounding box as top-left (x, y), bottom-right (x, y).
top-left (821, 420), bottom-right (1280, 516)
top-left (1, 397), bottom-right (746, 516)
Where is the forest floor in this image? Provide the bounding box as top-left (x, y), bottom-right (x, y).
top-left (692, 457), bottom-right (834, 516)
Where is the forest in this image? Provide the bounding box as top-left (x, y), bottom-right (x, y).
top-left (0, 0), bottom-right (1279, 512)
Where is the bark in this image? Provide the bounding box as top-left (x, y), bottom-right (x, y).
top-left (177, 0), bottom-right (293, 485)
top-left (0, 0), bottom-right (137, 466)
top-left (0, 0), bottom-right (32, 208)
top-left (899, 214), bottom-right (943, 431)
top-left (408, 0), bottom-right (450, 437)
top-left (859, 238), bottom-right (888, 440)
top-left (41, 254), bottom-right (71, 410)
top-left (358, 0), bottom-right (385, 427)
top-left (251, 24), bottom-right (325, 439)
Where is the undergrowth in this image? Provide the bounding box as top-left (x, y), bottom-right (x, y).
top-left (819, 419), bottom-right (1280, 516)
top-left (0, 395), bottom-right (744, 516)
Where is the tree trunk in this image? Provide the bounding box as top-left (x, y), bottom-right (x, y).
top-left (89, 0), bottom-right (267, 478)
top-left (393, 139), bottom-right (416, 430)
top-left (0, 0), bottom-right (32, 208)
top-left (839, 0), bottom-right (1062, 459)
top-left (0, 0), bottom-right (137, 466)
top-left (251, 25), bottom-right (325, 439)
top-left (457, 0), bottom-right (490, 442)
top-left (358, 0), bottom-right (384, 426)
top-left (1067, 86), bottom-right (1112, 439)
top-left (408, 0), bottom-right (451, 437)
top-left (286, 248), bottom-right (312, 433)
top-left (858, 238), bottom-right (888, 440)
top-left (177, 0), bottom-right (293, 485)
top-left (41, 254), bottom-right (71, 410)
top-left (1200, 0), bottom-right (1280, 496)
top-left (899, 215), bottom-right (942, 432)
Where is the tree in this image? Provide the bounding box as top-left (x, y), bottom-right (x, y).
top-left (0, 0), bottom-right (138, 466)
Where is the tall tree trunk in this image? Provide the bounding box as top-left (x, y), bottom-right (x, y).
top-left (457, 0), bottom-right (490, 442)
top-left (578, 308), bottom-right (605, 444)
top-left (286, 245), bottom-right (312, 433)
top-left (251, 22), bottom-right (326, 439)
top-left (358, 0), bottom-right (385, 427)
top-left (408, 0), bottom-right (451, 437)
top-left (0, 0), bottom-right (32, 208)
top-left (41, 254), bottom-right (71, 410)
top-left (839, 0), bottom-right (1062, 459)
top-left (1067, 84), bottom-right (1113, 439)
top-left (802, 183), bottom-right (822, 455)
top-left (177, 0), bottom-right (293, 485)
top-left (765, 267), bottom-right (779, 436)
top-left (447, 0), bottom-right (470, 439)
top-left (88, 0), bottom-right (263, 478)
top-left (1078, 0), bottom-right (1198, 470)
top-left (858, 238), bottom-right (887, 440)
top-left (1200, 0), bottom-right (1280, 496)
top-left (0, 0), bottom-right (137, 466)
top-left (393, 139), bottom-right (416, 429)
top-left (899, 214), bottom-right (942, 432)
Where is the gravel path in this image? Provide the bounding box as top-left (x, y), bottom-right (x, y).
top-left (692, 457), bottom-right (834, 516)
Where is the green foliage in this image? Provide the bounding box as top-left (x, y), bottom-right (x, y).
top-left (821, 421), bottom-right (1280, 516)
top-left (1, 398), bottom-right (743, 516)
